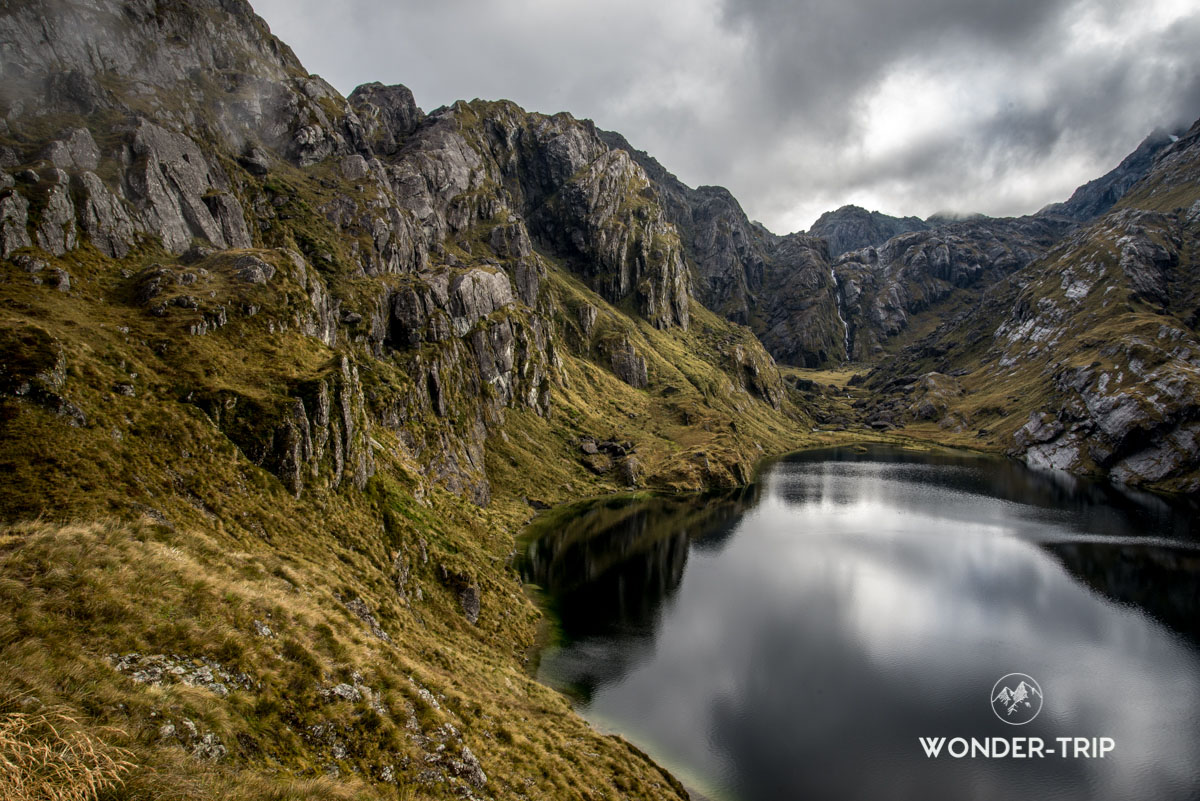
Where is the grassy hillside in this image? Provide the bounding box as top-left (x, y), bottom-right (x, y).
top-left (0, 173), bottom-right (816, 799)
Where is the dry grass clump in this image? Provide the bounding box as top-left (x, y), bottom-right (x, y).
top-left (0, 705), bottom-right (133, 801)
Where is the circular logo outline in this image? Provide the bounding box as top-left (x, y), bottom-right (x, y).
top-left (990, 672), bottom-right (1043, 725)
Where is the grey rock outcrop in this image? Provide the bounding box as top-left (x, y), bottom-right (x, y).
top-left (33, 170), bottom-right (77, 256)
top-left (758, 234), bottom-right (844, 366)
top-left (447, 268), bottom-right (515, 336)
top-left (196, 356), bottom-right (374, 498)
top-left (0, 189), bottom-right (33, 257)
top-left (233, 254), bottom-right (276, 285)
top-left (125, 120), bottom-right (251, 253)
top-left (488, 223), bottom-right (543, 305)
top-left (600, 129), bottom-right (841, 365)
top-left (727, 342), bottom-right (784, 409)
top-left (599, 129), bottom-right (769, 326)
top-left (833, 215), bottom-right (1073, 360)
top-left (862, 121), bottom-right (1200, 491)
top-left (42, 128), bottom-right (100, 172)
top-left (0, 319), bottom-right (85, 426)
top-left (109, 652), bottom-right (256, 697)
top-left (0, 0), bottom-right (371, 165)
top-left (607, 337), bottom-right (649, 389)
top-left (76, 172), bottom-right (138, 258)
top-left (348, 83), bottom-right (424, 156)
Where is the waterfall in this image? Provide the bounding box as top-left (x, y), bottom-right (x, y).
top-left (830, 269), bottom-right (850, 362)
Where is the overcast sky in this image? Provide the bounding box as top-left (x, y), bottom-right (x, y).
top-left (254, 0), bottom-right (1200, 233)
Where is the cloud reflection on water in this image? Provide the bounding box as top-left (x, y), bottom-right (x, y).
top-left (524, 446), bottom-right (1200, 801)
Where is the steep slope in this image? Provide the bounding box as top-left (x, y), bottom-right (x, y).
top-left (861, 118), bottom-right (1200, 492)
top-left (597, 129), bottom-right (775, 326)
top-left (1039, 127), bottom-right (1184, 222)
top-left (808, 204), bottom-right (930, 259)
top-left (0, 1), bottom-right (809, 799)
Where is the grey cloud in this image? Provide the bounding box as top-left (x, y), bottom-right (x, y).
top-left (717, 0), bottom-right (1080, 133)
top-left (733, 1), bottom-right (1200, 222)
top-left (818, 14), bottom-right (1200, 214)
top-left (252, 0), bottom-right (1200, 231)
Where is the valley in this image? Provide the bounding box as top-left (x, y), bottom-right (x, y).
top-left (0, 1), bottom-right (1198, 799)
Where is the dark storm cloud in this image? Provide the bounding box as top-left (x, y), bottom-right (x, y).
top-left (252, 0), bottom-right (1200, 230)
top-left (716, 0), bottom-right (1078, 133)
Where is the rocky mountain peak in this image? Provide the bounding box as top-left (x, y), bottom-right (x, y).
top-left (808, 204), bottom-right (930, 259)
top-left (2, 0), bottom-right (301, 116)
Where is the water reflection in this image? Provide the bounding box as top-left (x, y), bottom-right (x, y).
top-left (778, 446), bottom-right (1200, 541)
top-left (521, 446), bottom-right (1200, 801)
top-left (1044, 542), bottom-right (1200, 642)
top-left (520, 486), bottom-right (759, 701)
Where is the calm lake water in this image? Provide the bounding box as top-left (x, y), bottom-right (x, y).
top-left (519, 445), bottom-right (1200, 801)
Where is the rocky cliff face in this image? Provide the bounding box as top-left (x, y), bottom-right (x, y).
top-left (599, 129), bottom-right (846, 367)
top-left (0, 3), bottom-right (806, 799)
top-left (0, 0), bottom-right (769, 508)
top-left (832, 214), bottom-right (1074, 360)
top-left (808, 204), bottom-right (930, 259)
top-left (598, 129), bottom-right (768, 326)
top-left (0, 0), bottom-right (371, 244)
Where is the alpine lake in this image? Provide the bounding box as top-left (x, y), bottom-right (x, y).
top-left (519, 444), bottom-right (1200, 801)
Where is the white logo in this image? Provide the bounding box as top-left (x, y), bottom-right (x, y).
top-left (990, 673), bottom-right (1043, 725)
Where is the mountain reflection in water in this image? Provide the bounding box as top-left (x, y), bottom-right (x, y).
top-left (520, 445), bottom-right (1200, 801)
top-left (520, 486), bottom-right (760, 701)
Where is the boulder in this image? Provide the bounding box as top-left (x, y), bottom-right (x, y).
top-left (448, 268), bottom-right (514, 336)
top-left (125, 120), bottom-right (249, 253)
top-left (619, 456), bottom-right (641, 486)
top-left (34, 171), bottom-right (77, 255)
top-left (233, 254), bottom-right (275, 284)
top-left (488, 223), bottom-right (543, 305)
top-left (237, 147), bottom-right (272, 176)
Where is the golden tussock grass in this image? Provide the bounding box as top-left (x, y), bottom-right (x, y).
top-left (0, 705), bottom-right (133, 801)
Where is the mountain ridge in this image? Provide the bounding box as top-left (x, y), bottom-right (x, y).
top-left (599, 117), bottom-right (1200, 492)
top-left (853, 116), bottom-right (1200, 490)
top-left (1, 2), bottom-right (1198, 799)
top-left (1039, 127), bottom-right (1185, 222)
top-left (0, 1), bottom-right (812, 798)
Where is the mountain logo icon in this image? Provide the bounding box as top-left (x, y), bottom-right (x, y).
top-left (990, 673), bottom-right (1043, 725)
